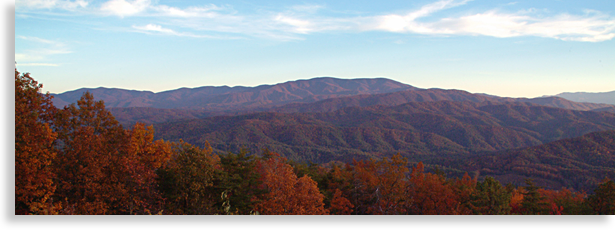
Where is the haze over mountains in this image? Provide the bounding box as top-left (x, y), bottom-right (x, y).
top-left (554, 91), bottom-right (615, 105)
top-left (51, 77), bottom-right (615, 190)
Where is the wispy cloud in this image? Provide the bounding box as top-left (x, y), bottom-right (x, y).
top-left (99, 0), bottom-right (227, 18)
top-left (370, 1), bottom-right (615, 42)
top-left (15, 36), bottom-right (71, 66)
top-left (16, 0), bottom-right (88, 11)
top-left (131, 24), bottom-right (240, 39)
top-left (16, 0), bottom-right (615, 42)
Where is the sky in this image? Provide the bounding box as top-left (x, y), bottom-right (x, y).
top-left (14, 0), bottom-right (615, 98)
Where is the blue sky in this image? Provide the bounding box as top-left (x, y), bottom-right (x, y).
top-left (14, 0), bottom-right (615, 97)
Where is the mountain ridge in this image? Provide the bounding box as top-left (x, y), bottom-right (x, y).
top-left (51, 77), bottom-right (615, 127)
top-left (52, 77), bottom-right (416, 110)
top-left (553, 91), bottom-right (615, 105)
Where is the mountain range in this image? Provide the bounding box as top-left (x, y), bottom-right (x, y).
top-left (52, 77), bottom-right (416, 110)
top-left (52, 77), bottom-right (615, 190)
top-left (554, 91), bottom-right (615, 105)
top-left (51, 77), bottom-right (615, 127)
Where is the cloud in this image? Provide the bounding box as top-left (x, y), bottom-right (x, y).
top-left (275, 15), bottom-right (312, 34)
top-left (16, 0), bottom-right (88, 11)
top-left (100, 0), bottom-right (151, 17)
top-left (16, 0), bottom-right (615, 42)
top-left (439, 12), bottom-right (615, 41)
top-left (15, 36), bottom-right (71, 65)
top-left (369, 0), bottom-right (615, 42)
top-left (133, 23), bottom-right (175, 34)
top-left (131, 24), bottom-right (236, 39)
top-left (151, 5), bottom-right (224, 18)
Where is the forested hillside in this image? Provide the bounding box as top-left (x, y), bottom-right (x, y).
top-left (428, 130), bottom-right (615, 191)
top-left (16, 70), bottom-right (615, 215)
top-left (154, 101), bottom-right (615, 164)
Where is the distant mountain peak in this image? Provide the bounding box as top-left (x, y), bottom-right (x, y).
top-left (553, 90), bottom-right (615, 105)
top-left (52, 76), bottom-right (415, 110)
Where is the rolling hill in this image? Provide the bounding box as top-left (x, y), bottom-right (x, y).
top-left (153, 101), bottom-right (615, 164)
top-left (437, 130), bottom-right (615, 191)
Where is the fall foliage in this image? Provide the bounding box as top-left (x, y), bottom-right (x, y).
top-left (15, 70), bottom-right (59, 214)
top-left (14, 70), bottom-right (615, 215)
top-left (254, 152), bottom-right (328, 215)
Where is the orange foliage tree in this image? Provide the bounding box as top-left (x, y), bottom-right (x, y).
top-left (350, 154), bottom-right (410, 215)
top-left (407, 162), bottom-right (466, 214)
top-left (538, 188), bottom-right (587, 215)
top-left (509, 187), bottom-right (525, 214)
top-left (254, 152), bottom-right (328, 215)
top-left (15, 70), bottom-right (59, 214)
top-left (52, 92), bottom-right (172, 214)
top-left (324, 163), bottom-right (354, 215)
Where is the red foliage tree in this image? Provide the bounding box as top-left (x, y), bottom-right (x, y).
top-left (52, 92), bottom-right (172, 214)
top-left (407, 162), bottom-right (464, 214)
top-left (15, 70), bottom-right (60, 214)
top-left (254, 152), bottom-right (328, 215)
top-left (350, 154), bottom-right (410, 215)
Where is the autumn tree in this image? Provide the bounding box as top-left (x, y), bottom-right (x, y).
top-left (15, 70), bottom-right (60, 214)
top-left (157, 141), bottom-right (220, 214)
top-left (52, 92), bottom-right (172, 214)
top-left (118, 123), bottom-right (173, 214)
top-left (254, 151), bottom-right (327, 215)
top-left (350, 154), bottom-right (409, 215)
top-left (407, 162), bottom-right (464, 215)
top-left (329, 188), bottom-right (354, 215)
top-left (508, 185), bottom-right (525, 214)
top-left (539, 188), bottom-right (588, 215)
top-left (324, 163), bottom-right (354, 215)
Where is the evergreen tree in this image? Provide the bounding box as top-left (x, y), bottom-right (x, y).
top-left (588, 178), bottom-right (615, 215)
top-left (520, 179), bottom-right (550, 215)
top-left (470, 176), bottom-right (512, 215)
top-left (214, 149), bottom-right (265, 214)
top-left (157, 141), bottom-right (219, 214)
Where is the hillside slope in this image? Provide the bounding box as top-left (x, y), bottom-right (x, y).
top-left (153, 101), bottom-right (615, 164)
top-left (440, 130), bottom-right (615, 191)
